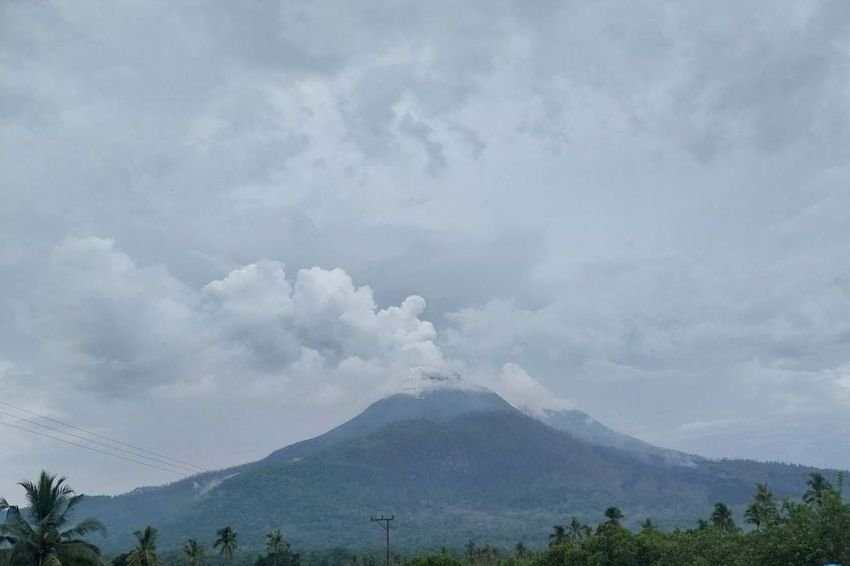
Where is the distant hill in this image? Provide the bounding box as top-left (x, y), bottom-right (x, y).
top-left (78, 375), bottom-right (842, 553)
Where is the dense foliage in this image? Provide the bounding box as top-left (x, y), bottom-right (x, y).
top-left (0, 472), bottom-right (105, 566)
top-left (4, 471), bottom-right (850, 566)
top-left (424, 472), bottom-right (850, 566)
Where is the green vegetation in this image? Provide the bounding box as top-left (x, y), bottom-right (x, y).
top-left (0, 471), bottom-right (105, 566)
top-left (128, 527), bottom-right (160, 566)
top-left (183, 540), bottom-right (205, 566)
top-left (4, 469), bottom-right (850, 566)
top-left (76, 411), bottom-right (845, 551)
top-left (521, 472), bottom-right (850, 565)
top-left (214, 528), bottom-right (238, 561)
top-left (255, 530), bottom-right (299, 566)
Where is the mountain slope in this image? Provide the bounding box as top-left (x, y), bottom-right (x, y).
top-left (534, 408), bottom-right (699, 466)
top-left (94, 411), bottom-right (748, 551)
top-left (265, 386), bottom-right (514, 464)
top-left (77, 382), bottom-right (843, 552)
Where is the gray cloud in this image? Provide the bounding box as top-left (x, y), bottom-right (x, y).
top-left (1, 0), bottom-right (849, 499)
top-left (18, 238), bottom-right (444, 396)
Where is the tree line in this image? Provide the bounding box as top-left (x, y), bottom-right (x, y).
top-left (419, 471), bottom-right (850, 566)
top-left (2, 470), bottom-right (850, 566)
top-left (0, 472), bottom-right (298, 566)
top-left (109, 524), bottom-right (298, 566)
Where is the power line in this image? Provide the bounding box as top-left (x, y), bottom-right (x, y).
top-left (0, 400), bottom-right (205, 472)
top-left (0, 419), bottom-right (188, 476)
top-left (0, 409), bottom-right (199, 474)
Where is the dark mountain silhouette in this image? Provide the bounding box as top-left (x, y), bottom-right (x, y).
top-left (78, 378), bottom-right (841, 552)
top-left (264, 385), bottom-right (514, 465)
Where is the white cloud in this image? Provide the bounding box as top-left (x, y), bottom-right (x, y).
top-left (20, 239), bottom-right (447, 402)
top-left (19, 237), bottom-right (209, 394)
top-left (495, 363), bottom-right (574, 416)
top-left (442, 255), bottom-right (850, 456)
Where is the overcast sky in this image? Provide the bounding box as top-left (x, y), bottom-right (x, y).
top-left (2, 0), bottom-right (850, 502)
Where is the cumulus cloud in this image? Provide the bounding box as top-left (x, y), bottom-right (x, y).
top-left (21, 237), bottom-right (211, 394)
top-left (18, 238), bottom-right (446, 401)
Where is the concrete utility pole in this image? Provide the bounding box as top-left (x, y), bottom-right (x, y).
top-left (370, 515), bottom-right (394, 566)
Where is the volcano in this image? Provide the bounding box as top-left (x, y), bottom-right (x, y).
top-left (79, 374), bottom-right (837, 552)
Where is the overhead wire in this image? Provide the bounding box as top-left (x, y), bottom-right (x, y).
top-left (0, 409), bottom-right (200, 474)
top-left (0, 399), bottom-right (206, 473)
top-left (0, 419), bottom-right (188, 476)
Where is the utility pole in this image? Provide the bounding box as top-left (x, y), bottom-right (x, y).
top-left (370, 515), bottom-right (394, 566)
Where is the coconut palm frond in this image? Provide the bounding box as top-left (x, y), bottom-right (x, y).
top-left (61, 518), bottom-right (106, 539)
top-left (58, 541), bottom-right (103, 565)
top-left (9, 542), bottom-right (38, 566)
top-left (183, 538), bottom-right (205, 566)
top-left (0, 534), bottom-right (18, 546)
top-left (42, 551), bottom-right (64, 566)
top-left (2, 508), bottom-right (35, 540)
top-left (214, 526), bottom-right (238, 559)
top-left (3, 473), bottom-right (102, 566)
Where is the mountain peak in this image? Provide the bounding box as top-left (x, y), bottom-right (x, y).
top-left (398, 366), bottom-right (489, 397)
top-left (263, 370), bottom-right (514, 465)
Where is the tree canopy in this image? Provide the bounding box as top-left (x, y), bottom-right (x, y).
top-left (0, 471), bottom-right (104, 566)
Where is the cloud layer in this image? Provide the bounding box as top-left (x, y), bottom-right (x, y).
top-left (2, 0), bottom-right (850, 498)
top-left (20, 237), bottom-right (447, 400)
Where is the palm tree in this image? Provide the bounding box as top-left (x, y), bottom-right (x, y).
top-left (127, 526), bottom-right (159, 566)
top-left (567, 518), bottom-right (590, 543)
top-left (265, 529), bottom-right (286, 566)
top-left (214, 527), bottom-right (237, 560)
top-left (0, 471), bottom-right (105, 566)
top-left (265, 529), bottom-right (284, 554)
top-left (183, 539), bottom-right (205, 566)
top-left (710, 503), bottom-right (736, 533)
top-left (744, 483), bottom-right (777, 531)
top-left (603, 506), bottom-right (623, 526)
top-left (803, 472), bottom-right (833, 507)
top-left (639, 518), bottom-right (657, 532)
top-left (547, 525), bottom-right (566, 547)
